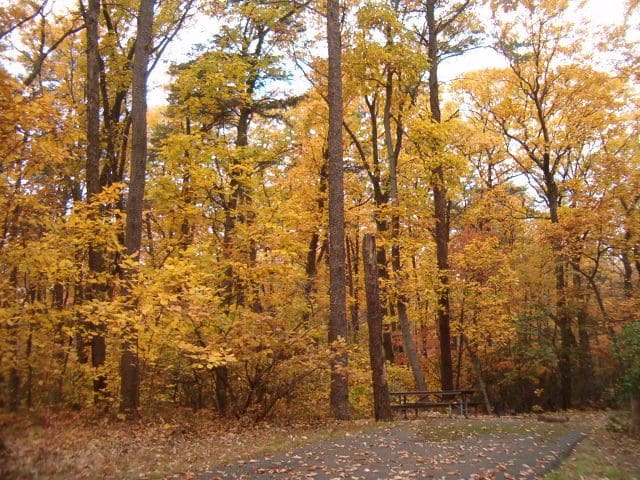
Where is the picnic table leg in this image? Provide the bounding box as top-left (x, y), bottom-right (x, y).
top-left (463, 393), bottom-right (471, 418)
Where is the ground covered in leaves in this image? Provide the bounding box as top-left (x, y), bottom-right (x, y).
top-left (195, 418), bottom-right (584, 479)
top-left (1, 409), bottom-right (375, 479)
top-left (0, 410), bottom-right (638, 479)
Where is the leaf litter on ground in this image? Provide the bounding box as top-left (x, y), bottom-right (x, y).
top-left (1, 409), bottom-right (638, 479)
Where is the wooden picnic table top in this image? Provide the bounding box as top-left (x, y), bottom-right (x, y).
top-left (389, 389), bottom-right (480, 396)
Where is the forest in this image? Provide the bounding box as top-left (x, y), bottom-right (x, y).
top-left (0, 0), bottom-right (639, 441)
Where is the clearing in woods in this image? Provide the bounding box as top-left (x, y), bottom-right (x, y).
top-left (193, 416), bottom-right (585, 480)
top-left (3, 411), bottom-right (639, 479)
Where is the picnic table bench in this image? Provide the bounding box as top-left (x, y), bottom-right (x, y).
top-left (390, 389), bottom-right (481, 418)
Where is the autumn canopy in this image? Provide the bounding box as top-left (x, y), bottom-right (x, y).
top-left (0, 0), bottom-right (638, 430)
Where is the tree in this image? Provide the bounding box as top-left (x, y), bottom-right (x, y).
top-left (618, 321), bottom-right (640, 436)
top-left (0, 0), bottom-right (637, 423)
top-left (161, 0), bottom-right (309, 417)
top-left (363, 234), bottom-right (392, 421)
top-left (460, 0), bottom-right (626, 408)
top-left (327, 0), bottom-right (349, 420)
top-left (120, 0), bottom-right (156, 417)
top-left (341, 0), bottom-right (429, 390)
top-left (0, 1), bottom-right (46, 45)
top-left (417, 0), bottom-right (480, 391)
top-left (84, 0), bottom-right (107, 401)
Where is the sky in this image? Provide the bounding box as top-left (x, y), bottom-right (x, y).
top-left (145, 0), bottom-right (629, 106)
top-left (3, 0), bottom-right (629, 105)
top-left (438, 0), bottom-right (628, 83)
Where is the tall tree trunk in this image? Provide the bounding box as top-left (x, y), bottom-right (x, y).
top-left (215, 107), bottom-right (259, 417)
top-left (52, 282), bottom-right (69, 403)
top-left (433, 172), bottom-right (453, 390)
top-left (178, 118), bottom-right (193, 249)
top-left (555, 261), bottom-right (572, 409)
top-left (75, 285), bottom-right (88, 364)
top-left (426, 0), bottom-right (453, 390)
top-left (547, 179), bottom-right (572, 409)
top-left (8, 367), bottom-right (20, 411)
top-left (85, 0), bottom-right (108, 402)
top-left (86, 0), bottom-right (101, 287)
top-left (632, 395), bottom-right (640, 437)
top-left (573, 266), bottom-right (594, 403)
top-left (327, 0), bottom-right (349, 420)
top-left (384, 62), bottom-right (426, 391)
top-left (120, 0), bottom-right (155, 418)
top-left (237, 107), bottom-right (263, 312)
top-left (634, 243), bottom-right (640, 286)
top-left (621, 223), bottom-right (638, 435)
top-left (7, 267), bottom-right (20, 411)
top-left (26, 328), bottom-right (33, 408)
top-left (214, 367), bottom-right (229, 416)
top-left (461, 334), bottom-right (493, 415)
top-left (622, 252), bottom-right (633, 299)
top-left (346, 234), bottom-right (359, 338)
top-left (455, 334), bottom-right (463, 390)
top-left (303, 230), bottom-right (320, 323)
top-left (303, 164), bottom-right (327, 325)
top-left (375, 219), bottom-right (391, 316)
top-left (363, 234), bottom-right (392, 421)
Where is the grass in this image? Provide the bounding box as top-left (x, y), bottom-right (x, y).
top-left (544, 436), bottom-right (640, 480)
top-left (413, 415), bottom-right (569, 442)
top-left (543, 419), bottom-right (640, 480)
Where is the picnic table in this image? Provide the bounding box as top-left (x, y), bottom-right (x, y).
top-left (390, 389), bottom-right (481, 418)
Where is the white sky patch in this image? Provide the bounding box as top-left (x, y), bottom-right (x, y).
top-left (149, 0), bottom-right (629, 106)
top-left (583, 0), bottom-right (626, 25)
top-left (148, 11), bottom-right (214, 106)
top-left (2, 0), bottom-right (630, 106)
top-left (440, 0), bottom-right (627, 85)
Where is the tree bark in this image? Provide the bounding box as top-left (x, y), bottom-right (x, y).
top-left (303, 163), bottom-right (327, 324)
top-left (462, 334), bottom-right (493, 414)
top-left (346, 233), bottom-right (360, 338)
top-left (433, 174), bottom-right (453, 390)
top-left (383, 59), bottom-right (426, 391)
top-left (426, 0), bottom-right (453, 391)
top-left (632, 395), bottom-right (640, 437)
top-left (85, 0), bottom-right (108, 402)
top-left (120, 0), bottom-right (155, 418)
top-left (363, 234), bottom-right (393, 421)
top-left (327, 0), bottom-right (349, 420)
top-left (547, 177), bottom-right (572, 409)
top-left (86, 0), bottom-right (101, 211)
top-left (622, 250), bottom-right (634, 298)
top-left (573, 267), bottom-right (594, 403)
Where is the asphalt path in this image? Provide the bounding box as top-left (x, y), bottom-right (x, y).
top-left (194, 417), bottom-right (585, 480)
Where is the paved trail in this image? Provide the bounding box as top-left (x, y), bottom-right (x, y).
top-left (195, 417), bottom-right (585, 480)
